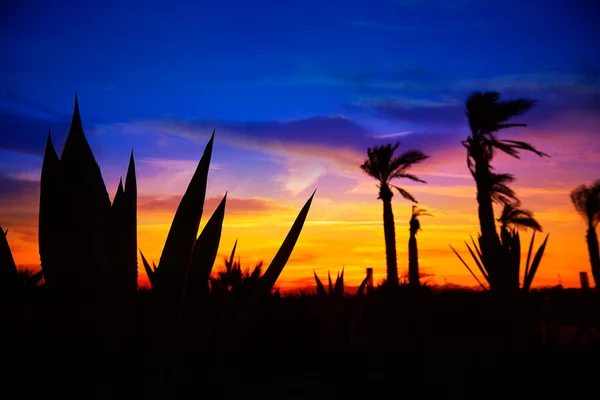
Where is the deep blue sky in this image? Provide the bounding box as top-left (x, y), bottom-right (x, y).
top-left (2, 0), bottom-right (598, 124)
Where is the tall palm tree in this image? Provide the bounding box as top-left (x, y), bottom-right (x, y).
top-left (463, 91), bottom-right (548, 292)
top-left (570, 180), bottom-right (600, 287)
top-left (408, 205), bottom-right (432, 287)
top-left (360, 142), bottom-right (429, 288)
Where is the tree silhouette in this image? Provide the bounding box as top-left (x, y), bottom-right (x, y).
top-left (570, 180), bottom-right (600, 287)
top-left (408, 205), bottom-right (432, 287)
top-left (462, 91), bottom-right (548, 293)
top-left (497, 203), bottom-right (542, 246)
top-left (360, 143), bottom-right (429, 288)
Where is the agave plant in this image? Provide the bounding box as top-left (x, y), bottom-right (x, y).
top-left (38, 95), bottom-right (137, 336)
top-left (139, 131), bottom-right (315, 337)
top-left (310, 268), bottom-right (370, 346)
top-left (450, 230), bottom-right (549, 292)
top-left (209, 241), bottom-right (262, 292)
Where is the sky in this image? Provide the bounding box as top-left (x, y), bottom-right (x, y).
top-left (1, 0), bottom-right (599, 291)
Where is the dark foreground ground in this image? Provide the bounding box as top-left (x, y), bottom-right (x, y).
top-left (2, 287), bottom-right (600, 399)
top-left (3, 341), bottom-right (600, 399)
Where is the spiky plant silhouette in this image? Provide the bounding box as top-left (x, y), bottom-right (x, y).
top-left (312, 268), bottom-right (370, 345)
top-left (408, 205), bottom-right (432, 288)
top-left (570, 180), bottom-right (600, 287)
top-left (461, 91), bottom-right (549, 293)
top-left (209, 240), bottom-right (263, 296)
top-left (360, 143), bottom-right (429, 288)
top-left (139, 131), bottom-right (316, 337)
top-left (0, 227), bottom-right (18, 290)
top-left (38, 95), bottom-right (137, 336)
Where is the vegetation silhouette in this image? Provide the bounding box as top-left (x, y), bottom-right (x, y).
top-left (454, 92), bottom-right (550, 294)
top-left (570, 180), bottom-right (600, 287)
top-left (360, 142), bottom-right (429, 288)
top-left (1, 93), bottom-right (600, 398)
top-left (408, 205), bottom-right (432, 288)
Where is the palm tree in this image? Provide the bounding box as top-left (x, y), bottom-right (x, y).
top-left (360, 142), bottom-right (429, 288)
top-left (570, 180), bottom-right (600, 287)
top-left (408, 206), bottom-right (432, 287)
top-left (463, 91), bottom-right (548, 292)
top-left (497, 202), bottom-right (543, 245)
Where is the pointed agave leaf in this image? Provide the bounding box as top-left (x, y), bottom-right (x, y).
top-left (356, 274), bottom-right (370, 297)
top-left (38, 131), bottom-right (64, 288)
top-left (313, 270), bottom-right (327, 296)
top-left (464, 241), bottom-right (489, 283)
top-left (523, 233), bottom-right (549, 292)
top-left (450, 245), bottom-right (488, 290)
top-left (260, 190), bottom-right (316, 293)
top-left (328, 270), bottom-right (334, 295)
top-left (59, 95), bottom-right (111, 288)
top-left (0, 226), bottom-right (18, 283)
top-left (334, 267), bottom-right (345, 297)
top-left (123, 152), bottom-right (138, 290)
top-left (140, 251), bottom-right (155, 287)
top-left (184, 193), bottom-right (227, 302)
top-left (156, 131), bottom-right (215, 295)
top-left (469, 235), bottom-right (482, 260)
top-left (524, 231), bottom-right (536, 281)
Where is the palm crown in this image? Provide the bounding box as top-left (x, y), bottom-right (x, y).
top-left (570, 180), bottom-right (600, 228)
top-left (497, 203), bottom-right (543, 233)
top-left (463, 91), bottom-right (549, 175)
top-left (360, 142), bottom-right (429, 202)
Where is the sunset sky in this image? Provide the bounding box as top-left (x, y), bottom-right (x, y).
top-left (1, 0), bottom-right (599, 291)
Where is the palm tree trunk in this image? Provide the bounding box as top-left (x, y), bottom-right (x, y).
top-left (408, 233), bottom-right (419, 287)
top-left (381, 196), bottom-right (399, 287)
top-left (586, 224), bottom-right (600, 288)
top-left (474, 158), bottom-right (503, 292)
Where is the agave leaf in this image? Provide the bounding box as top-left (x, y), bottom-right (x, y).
top-left (140, 251), bottom-right (155, 288)
top-left (356, 274), bottom-right (370, 297)
top-left (0, 226), bottom-right (18, 283)
top-left (328, 270), bottom-right (333, 295)
top-left (313, 270), bottom-right (327, 296)
top-left (260, 190), bottom-right (316, 294)
top-left (524, 231), bottom-right (536, 281)
top-left (334, 267), bottom-right (345, 298)
top-left (464, 241), bottom-right (489, 283)
top-left (156, 131), bottom-right (215, 297)
top-left (227, 239), bottom-right (238, 271)
top-left (184, 193), bottom-right (227, 299)
top-left (469, 235), bottom-right (482, 260)
top-left (450, 244), bottom-right (488, 290)
top-left (123, 151), bottom-right (138, 290)
top-left (60, 95), bottom-right (112, 290)
top-left (38, 131), bottom-right (63, 288)
top-left (523, 233), bottom-right (549, 292)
